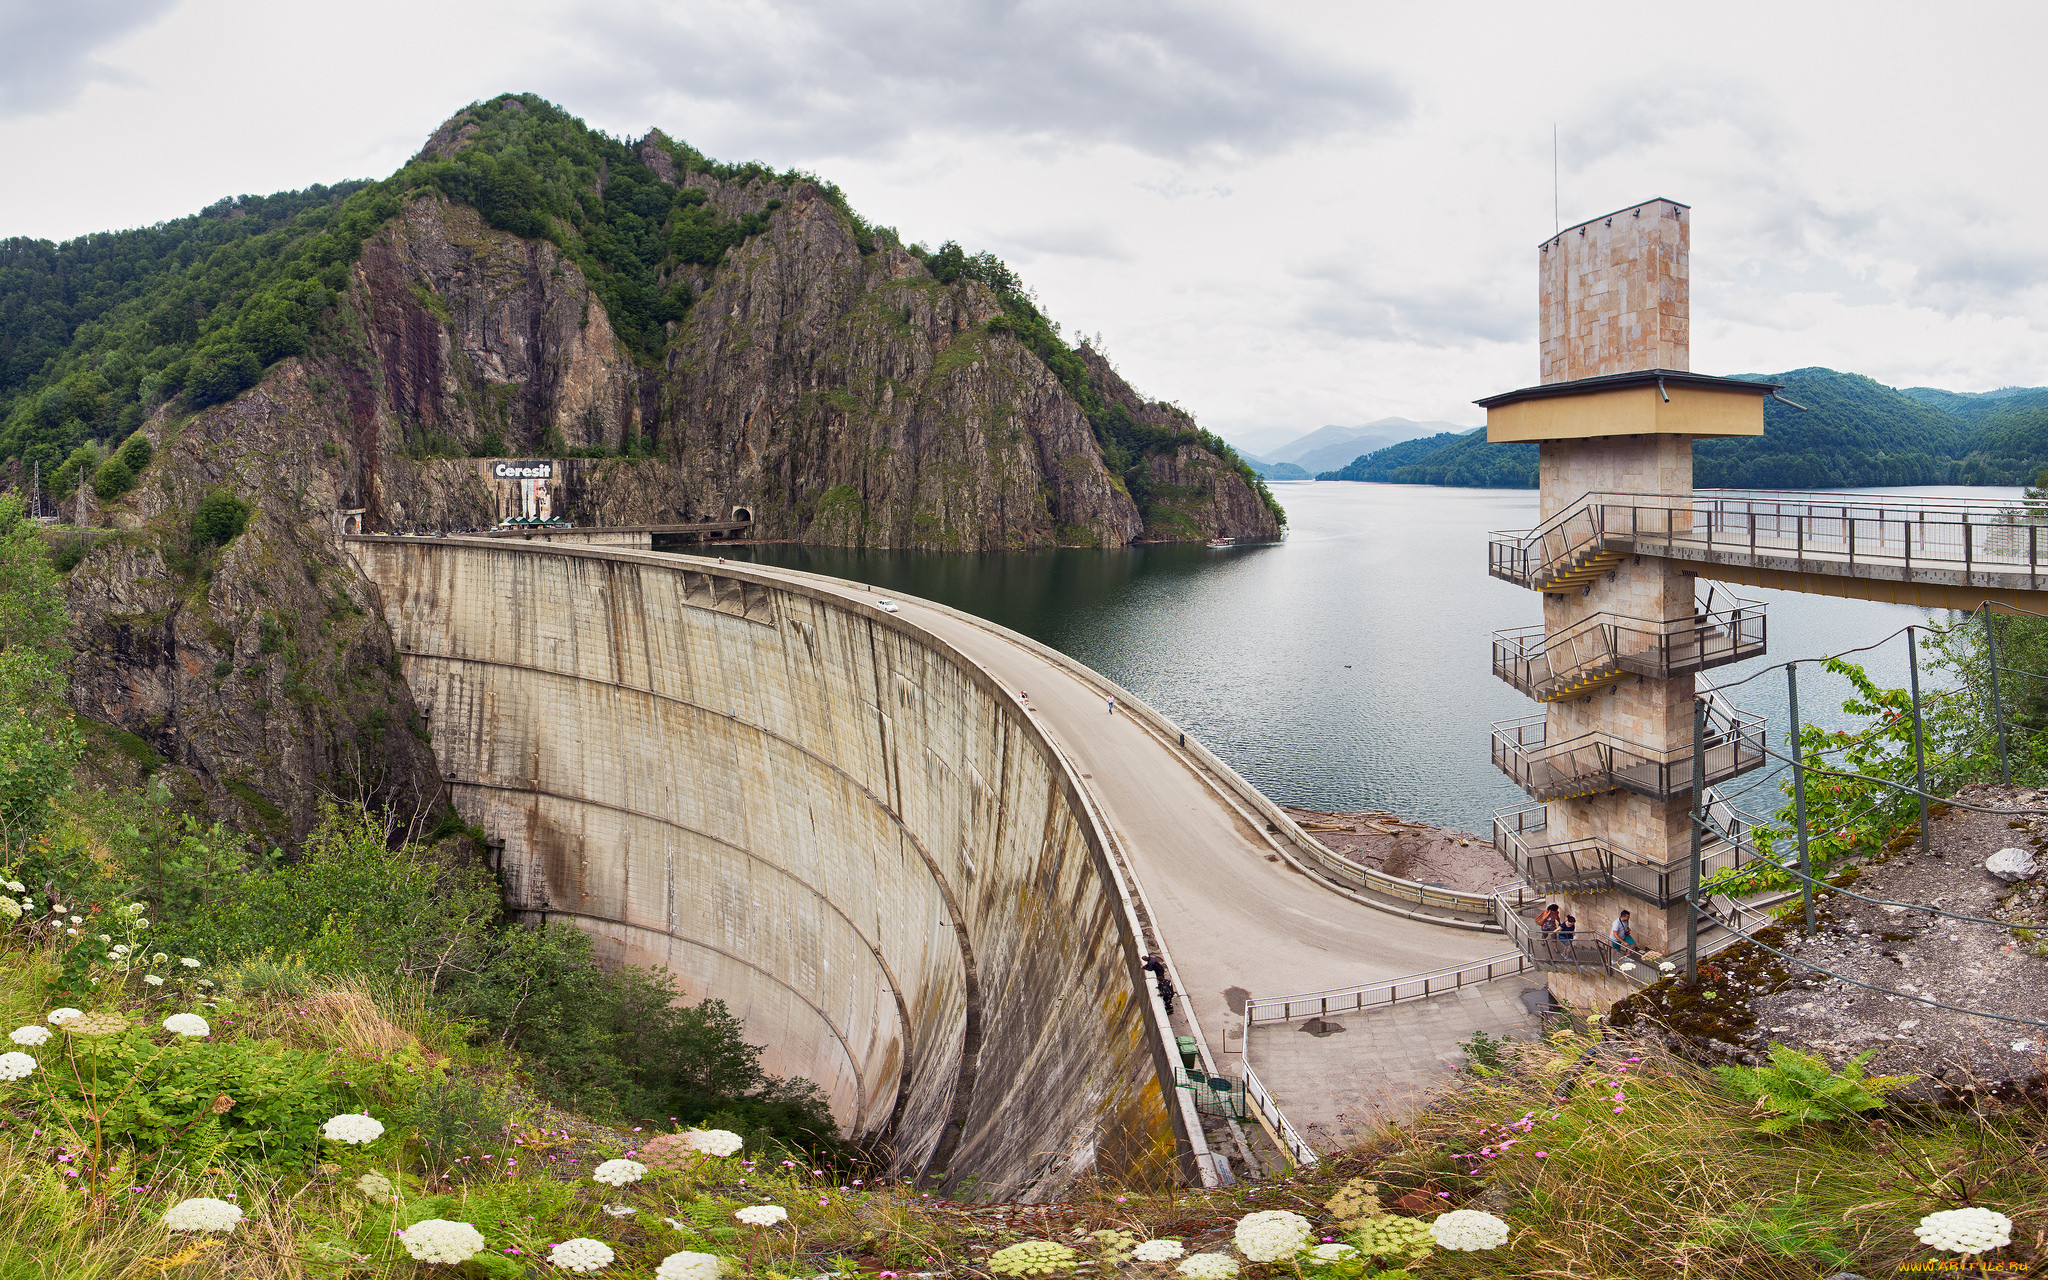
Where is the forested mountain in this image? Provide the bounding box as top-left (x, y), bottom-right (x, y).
top-left (1318, 428), bottom-right (1537, 487)
top-left (0, 93), bottom-right (1278, 545)
top-left (1317, 367), bottom-right (2048, 490)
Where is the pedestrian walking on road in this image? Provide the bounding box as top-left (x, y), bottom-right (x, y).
top-left (1107, 694), bottom-right (1116, 714)
top-left (1019, 690), bottom-right (1030, 709)
top-left (1140, 953), bottom-right (1174, 1013)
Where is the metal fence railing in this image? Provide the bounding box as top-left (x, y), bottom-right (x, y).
top-left (1242, 953), bottom-right (1529, 1026)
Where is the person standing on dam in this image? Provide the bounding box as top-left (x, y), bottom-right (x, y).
top-left (1106, 694), bottom-right (1116, 714)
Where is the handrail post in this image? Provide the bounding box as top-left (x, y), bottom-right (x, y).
top-left (1964, 513), bottom-right (1974, 582)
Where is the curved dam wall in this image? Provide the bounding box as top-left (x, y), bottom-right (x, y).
top-left (346, 537), bottom-right (1183, 1197)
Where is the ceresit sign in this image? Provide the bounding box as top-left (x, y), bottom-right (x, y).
top-left (491, 461), bottom-right (554, 479)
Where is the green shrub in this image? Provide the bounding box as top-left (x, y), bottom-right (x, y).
top-left (116, 433), bottom-right (153, 474)
top-left (32, 1025), bottom-right (341, 1168)
top-left (191, 491), bottom-right (251, 546)
top-left (91, 457), bottom-right (135, 500)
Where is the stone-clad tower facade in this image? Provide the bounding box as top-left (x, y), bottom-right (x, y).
top-left (1483, 200), bottom-right (1772, 1009)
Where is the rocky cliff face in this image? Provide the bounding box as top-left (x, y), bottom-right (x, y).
top-left (60, 361), bottom-right (446, 843)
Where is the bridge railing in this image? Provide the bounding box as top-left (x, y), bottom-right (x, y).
top-left (1495, 489), bottom-right (2048, 590)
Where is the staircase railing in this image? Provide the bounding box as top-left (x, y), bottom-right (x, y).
top-left (1492, 790), bottom-right (1779, 908)
top-left (1490, 693), bottom-right (1764, 803)
top-left (1491, 587), bottom-right (1765, 701)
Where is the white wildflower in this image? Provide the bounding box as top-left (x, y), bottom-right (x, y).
top-left (591, 1158), bottom-right (646, 1187)
top-left (654, 1251), bottom-right (724, 1280)
top-left (152, 953), bottom-right (167, 964)
top-left (1233, 1209), bottom-right (1313, 1262)
top-left (680, 1128), bottom-right (743, 1157)
top-left (1431, 1209), bottom-right (1510, 1251)
top-left (550, 1238), bottom-right (616, 1272)
top-left (321, 1113), bottom-right (386, 1144)
top-left (1, 880), bottom-right (19, 892)
top-left (110, 944), bottom-right (130, 957)
top-left (734, 1204), bottom-right (788, 1227)
top-left (0, 1052), bottom-right (37, 1081)
top-left (355, 1172), bottom-right (394, 1200)
top-left (1132, 1239), bottom-right (1186, 1262)
top-left (9, 1025), bottom-right (50, 1047)
top-left (135, 919), bottom-right (148, 929)
top-left (69, 915), bottom-right (81, 924)
top-left (399, 1219), bottom-right (485, 1264)
top-left (1618, 962), bottom-right (1637, 972)
top-left (1309, 1243), bottom-right (1359, 1261)
top-left (143, 974), bottom-right (166, 987)
top-left (96, 935), bottom-right (110, 944)
top-left (181, 957), bottom-right (201, 968)
top-left (163, 1013), bottom-right (211, 1037)
top-left (162, 1197), bottom-right (243, 1233)
top-left (0, 900), bottom-right (18, 921)
top-left (1915, 1207), bottom-right (2012, 1255)
top-left (1175, 1254), bottom-right (1238, 1279)
top-left (1658, 961), bottom-right (1677, 973)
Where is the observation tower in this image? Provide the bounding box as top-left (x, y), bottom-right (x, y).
top-left (1482, 200), bottom-right (1773, 1008)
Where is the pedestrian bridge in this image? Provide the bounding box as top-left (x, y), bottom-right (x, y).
top-left (1492, 489), bottom-right (2048, 611)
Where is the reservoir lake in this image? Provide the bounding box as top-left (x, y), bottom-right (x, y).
top-left (726, 482), bottom-right (2013, 833)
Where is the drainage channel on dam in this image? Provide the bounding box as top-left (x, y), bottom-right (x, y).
top-left (346, 535), bottom-right (1526, 1187)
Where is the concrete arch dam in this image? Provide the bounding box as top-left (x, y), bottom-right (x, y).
top-left (347, 536), bottom-right (1188, 1197)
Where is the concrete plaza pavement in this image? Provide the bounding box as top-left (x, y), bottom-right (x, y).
top-left (1247, 982), bottom-right (1546, 1151)
top-left (738, 561), bottom-right (1523, 1137)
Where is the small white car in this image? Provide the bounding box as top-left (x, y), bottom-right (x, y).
top-left (877, 599), bottom-right (899, 613)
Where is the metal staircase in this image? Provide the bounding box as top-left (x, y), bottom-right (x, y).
top-left (1491, 587), bottom-right (1764, 703)
top-left (1489, 690), bottom-right (1764, 803)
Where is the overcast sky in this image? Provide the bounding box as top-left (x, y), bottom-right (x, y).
top-left (2, 0), bottom-right (2043, 454)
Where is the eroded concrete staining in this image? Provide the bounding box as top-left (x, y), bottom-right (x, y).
top-left (349, 538), bottom-right (1180, 1198)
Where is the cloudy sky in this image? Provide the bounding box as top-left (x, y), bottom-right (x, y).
top-left (2, 0), bottom-right (2043, 453)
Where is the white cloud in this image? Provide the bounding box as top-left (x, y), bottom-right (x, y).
top-left (0, 0), bottom-right (2041, 434)
top-left (0, 0), bottom-right (179, 116)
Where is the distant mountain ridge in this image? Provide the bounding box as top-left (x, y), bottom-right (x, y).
top-left (1316, 367), bottom-right (2048, 490)
top-left (1241, 417), bottom-right (1475, 480)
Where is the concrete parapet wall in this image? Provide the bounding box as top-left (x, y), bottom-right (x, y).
top-left (346, 537), bottom-right (1181, 1198)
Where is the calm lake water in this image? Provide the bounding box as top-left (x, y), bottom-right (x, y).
top-left (723, 483), bottom-right (2013, 833)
